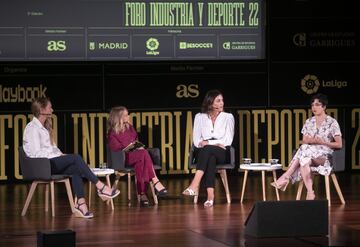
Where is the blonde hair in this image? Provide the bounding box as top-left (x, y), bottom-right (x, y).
top-left (31, 97), bottom-right (55, 145)
top-left (107, 106), bottom-right (129, 134)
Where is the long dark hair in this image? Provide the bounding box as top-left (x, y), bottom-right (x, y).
top-left (201, 89), bottom-right (223, 113)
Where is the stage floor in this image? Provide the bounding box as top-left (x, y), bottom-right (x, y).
top-left (0, 172), bottom-right (359, 247)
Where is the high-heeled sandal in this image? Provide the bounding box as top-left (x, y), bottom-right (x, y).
top-left (97, 184), bottom-right (120, 201)
top-left (306, 190), bottom-right (316, 200)
top-left (204, 200), bottom-right (214, 207)
top-left (182, 187), bottom-right (198, 196)
top-left (140, 193), bottom-right (150, 207)
top-left (270, 177), bottom-right (290, 191)
top-left (74, 202), bottom-right (94, 219)
top-left (154, 181), bottom-right (168, 197)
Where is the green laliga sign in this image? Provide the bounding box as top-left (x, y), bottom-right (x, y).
top-left (146, 38), bottom-right (160, 56)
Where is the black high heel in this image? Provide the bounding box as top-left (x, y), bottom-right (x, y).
top-left (97, 184), bottom-right (120, 200)
top-left (140, 193), bottom-right (150, 207)
top-left (74, 201), bottom-right (94, 219)
top-left (154, 181), bottom-right (168, 197)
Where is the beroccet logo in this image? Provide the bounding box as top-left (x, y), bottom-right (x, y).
top-left (179, 42), bottom-right (213, 49)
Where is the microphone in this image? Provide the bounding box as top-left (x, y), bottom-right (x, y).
top-left (40, 113), bottom-right (52, 116)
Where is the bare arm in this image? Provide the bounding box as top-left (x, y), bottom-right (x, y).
top-left (302, 135), bottom-right (342, 149)
top-left (302, 135), bottom-right (315, 144)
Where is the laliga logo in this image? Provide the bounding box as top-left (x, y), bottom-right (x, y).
top-left (293, 33), bottom-right (306, 47)
top-left (146, 38), bottom-right (159, 51)
top-left (301, 74), bottom-right (320, 94)
top-left (301, 74), bottom-right (348, 94)
top-left (146, 38), bottom-right (160, 56)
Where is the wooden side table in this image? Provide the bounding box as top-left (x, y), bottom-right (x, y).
top-left (239, 163), bottom-right (283, 203)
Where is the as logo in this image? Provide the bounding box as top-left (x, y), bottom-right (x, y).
top-left (176, 84), bottom-right (199, 98)
top-left (47, 40), bottom-right (66, 51)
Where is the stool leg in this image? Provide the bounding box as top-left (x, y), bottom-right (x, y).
top-left (50, 181), bottom-right (55, 217)
top-left (331, 174), bottom-right (345, 204)
top-left (106, 175), bottom-right (114, 210)
top-left (88, 181), bottom-right (92, 210)
top-left (325, 175), bottom-right (331, 207)
top-left (261, 171), bottom-right (266, 201)
top-left (272, 171), bottom-right (280, 201)
top-left (45, 184), bottom-right (49, 212)
top-left (219, 169), bottom-right (231, 204)
top-left (149, 182), bottom-right (158, 205)
top-left (240, 170), bottom-right (248, 203)
top-left (128, 173), bottom-right (131, 202)
top-left (64, 179), bottom-right (75, 213)
top-left (21, 182), bottom-right (38, 216)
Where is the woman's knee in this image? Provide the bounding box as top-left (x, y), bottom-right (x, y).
top-left (69, 154), bottom-right (87, 170)
top-left (198, 146), bottom-right (215, 158)
top-left (74, 154), bottom-right (84, 162)
top-left (65, 153), bottom-right (82, 162)
top-left (311, 157), bottom-right (326, 166)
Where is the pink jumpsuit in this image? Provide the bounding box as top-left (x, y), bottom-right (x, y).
top-left (108, 126), bottom-right (155, 194)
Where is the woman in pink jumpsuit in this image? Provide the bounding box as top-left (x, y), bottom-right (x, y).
top-left (107, 106), bottom-right (168, 206)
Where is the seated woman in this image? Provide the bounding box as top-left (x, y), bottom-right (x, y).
top-left (182, 89), bottom-right (234, 207)
top-left (107, 106), bottom-right (168, 207)
top-left (23, 97), bottom-right (120, 219)
top-left (271, 93), bottom-right (342, 200)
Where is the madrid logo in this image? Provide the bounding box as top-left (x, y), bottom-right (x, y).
top-left (301, 74), bottom-right (320, 94)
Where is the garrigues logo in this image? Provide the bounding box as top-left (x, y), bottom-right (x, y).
top-left (293, 33), bottom-right (307, 47)
top-left (293, 32), bottom-right (356, 48)
top-left (301, 74), bottom-right (320, 94)
top-left (222, 41), bottom-right (256, 50)
top-left (146, 38), bottom-right (160, 55)
top-left (301, 74), bottom-right (348, 94)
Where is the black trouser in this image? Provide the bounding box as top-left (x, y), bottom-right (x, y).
top-left (195, 145), bottom-right (226, 188)
top-left (50, 154), bottom-right (99, 198)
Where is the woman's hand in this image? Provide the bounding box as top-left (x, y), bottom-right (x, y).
top-left (199, 140), bottom-right (209, 147)
top-left (215, 144), bottom-right (226, 149)
top-left (313, 137), bottom-right (326, 145)
top-left (302, 135), bottom-right (324, 145)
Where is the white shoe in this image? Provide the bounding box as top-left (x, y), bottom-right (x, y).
top-left (204, 200), bottom-right (214, 207)
top-left (182, 187), bottom-right (198, 196)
